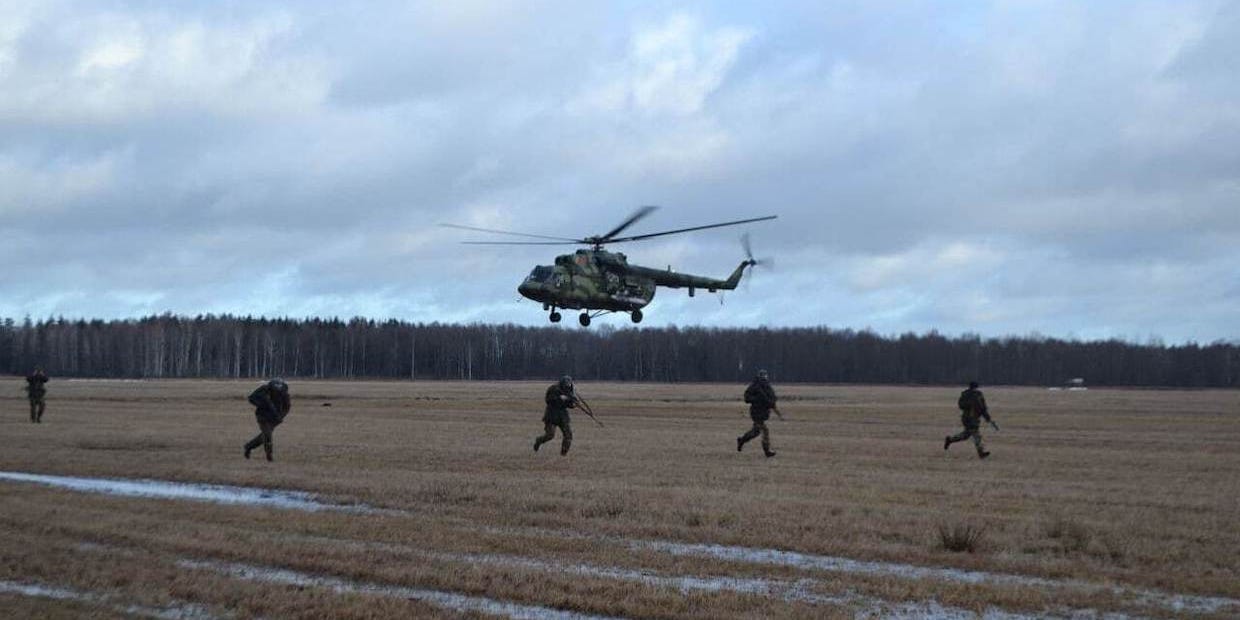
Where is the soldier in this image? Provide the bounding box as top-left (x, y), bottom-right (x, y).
top-left (24, 368), bottom-right (48, 423)
top-left (534, 375), bottom-right (575, 456)
top-left (243, 378), bottom-right (291, 462)
top-left (737, 369), bottom-right (781, 457)
top-left (945, 381), bottom-right (996, 459)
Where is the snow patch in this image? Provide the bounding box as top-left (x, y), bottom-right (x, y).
top-left (179, 559), bottom-right (620, 620)
top-left (0, 471), bottom-right (384, 514)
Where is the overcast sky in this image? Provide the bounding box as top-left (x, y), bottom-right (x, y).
top-left (0, 1), bottom-right (1236, 342)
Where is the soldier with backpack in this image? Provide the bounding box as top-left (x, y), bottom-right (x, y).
top-left (243, 378), bottom-right (291, 462)
top-left (24, 368), bottom-right (48, 423)
top-left (945, 381), bottom-right (997, 458)
top-left (737, 369), bottom-right (782, 457)
top-left (535, 375), bottom-right (577, 455)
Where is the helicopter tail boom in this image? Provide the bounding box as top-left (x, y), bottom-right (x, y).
top-left (621, 261), bottom-right (753, 292)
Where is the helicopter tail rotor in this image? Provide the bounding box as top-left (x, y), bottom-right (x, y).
top-left (740, 233), bottom-right (772, 290)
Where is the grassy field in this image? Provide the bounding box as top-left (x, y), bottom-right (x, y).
top-left (0, 379), bottom-right (1237, 618)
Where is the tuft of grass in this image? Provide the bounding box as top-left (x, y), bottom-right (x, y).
top-left (937, 522), bottom-right (986, 553)
top-left (580, 497), bottom-right (628, 520)
top-left (1044, 516), bottom-right (1092, 554)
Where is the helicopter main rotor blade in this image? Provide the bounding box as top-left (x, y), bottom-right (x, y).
top-left (607, 215), bottom-right (778, 244)
top-left (598, 205), bottom-right (659, 242)
top-left (460, 241), bottom-right (583, 245)
top-left (439, 223), bottom-right (582, 243)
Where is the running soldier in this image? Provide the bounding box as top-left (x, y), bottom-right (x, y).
top-left (737, 369), bottom-right (781, 457)
top-left (24, 368), bottom-right (48, 423)
top-left (244, 378), bottom-right (291, 462)
top-left (534, 375), bottom-right (575, 456)
top-left (945, 381), bottom-right (997, 459)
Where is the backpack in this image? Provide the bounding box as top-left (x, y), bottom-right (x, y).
top-left (958, 390), bottom-right (975, 411)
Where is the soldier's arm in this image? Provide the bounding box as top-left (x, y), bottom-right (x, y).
top-left (250, 388), bottom-right (276, 413)
top-left (545, 387), bottom-right (557, 406)
top-left (978, 394), bottom-right (992, 421)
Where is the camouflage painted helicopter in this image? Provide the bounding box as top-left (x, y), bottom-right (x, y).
top-left (443, 207), bottom-right (776, 326)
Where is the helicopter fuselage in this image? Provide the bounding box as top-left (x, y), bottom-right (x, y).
top-left (517, 249), bottom-right (752, 323)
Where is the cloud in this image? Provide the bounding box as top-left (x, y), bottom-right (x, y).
top-left (0, 1), bottom-right (1236, 343)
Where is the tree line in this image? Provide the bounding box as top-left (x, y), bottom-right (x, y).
top-left (1, 315), bottom-right (1236, 387)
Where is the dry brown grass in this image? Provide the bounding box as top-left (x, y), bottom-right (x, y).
top-left (937, 521), bottom-right (986, 553)
top-left (0, 379), bottom-right (1237, 618)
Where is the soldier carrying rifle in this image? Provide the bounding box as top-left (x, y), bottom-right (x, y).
top-left (945, 381), bottom-right (998, 459)
top-left (535, 375), bottom-right (577, 456)
top-left (737, 369), bottom-right (781, 458)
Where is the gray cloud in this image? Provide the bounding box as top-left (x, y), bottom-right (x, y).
top-left (0, 0), bottom-right (1236, 342)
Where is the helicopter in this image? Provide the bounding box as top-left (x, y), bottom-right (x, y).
top-left (442, 206), bottom-right (776, 326)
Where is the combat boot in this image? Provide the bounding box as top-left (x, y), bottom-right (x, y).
top-left (244, 446), bottom-right (252, 459)
top-left (944, 436), bottom-right (951, 450)
top-left (979, 451), bottom-right (991, 459)
top-left (736, 437), bottom-right (744, 452)
top-left (764, 449), bottom-right (777, 458)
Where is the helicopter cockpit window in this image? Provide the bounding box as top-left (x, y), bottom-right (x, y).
top-left (526, 266), bottom-right (555, 283)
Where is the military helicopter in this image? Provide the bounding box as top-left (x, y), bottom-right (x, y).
top-left (442, 207), bottom-right (776, 326)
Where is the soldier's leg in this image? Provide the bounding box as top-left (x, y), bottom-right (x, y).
top-left (260, 421), bottom-right (275, 461)
top-left (534, 422), bottom-right (556, 451)
top-left (29, 400), bottom-right (37, 423)
top-left (738, 421), bottom-right (762, 446)
top-left (243, 418), bottom-right (264, 458)
top-left (559, 420), bottom-right (573, 455)
top-left (35, 400), bottom-right (45, 422)
top-left (971, 430), bottom-right (988, 457)
top-left (946, 428), bottom-right (973, 445)
top-left (757, 421), bottom-right (776, 457)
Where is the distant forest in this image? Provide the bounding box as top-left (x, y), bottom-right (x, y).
top-left (1, 315), bottom-right (1237, 387)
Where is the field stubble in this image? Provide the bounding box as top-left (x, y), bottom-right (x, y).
top-left (0, 379), bottom-right (1237, 618)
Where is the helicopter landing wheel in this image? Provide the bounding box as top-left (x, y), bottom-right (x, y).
top-left (578, 313), bottom-right (591, 327)
top-left (549, 311), bottom-right (562, 323)
top-left (630, 310), bottom-right (643, 323)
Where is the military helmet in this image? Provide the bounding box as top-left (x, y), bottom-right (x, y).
top-left (757, 369), bottom-right (769, 381)
top-left (269, 377), bottom-right (288, 391)
top-left (968, 381), bottom-right (979, 389)
top-left (559, 375), bottom-right (573, 389)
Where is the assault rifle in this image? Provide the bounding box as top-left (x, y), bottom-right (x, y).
top-left (571, 392), bottom-right (605, 428)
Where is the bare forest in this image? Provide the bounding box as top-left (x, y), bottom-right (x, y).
top-left (2, 315), bottom-right (1238, 386)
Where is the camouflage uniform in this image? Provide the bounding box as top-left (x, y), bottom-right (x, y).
top-left (737, 372), bottom-right (778, 457)
top-left (945, 383), bottom-right (992, 458)
top-left (534, 378), bottom-right (575, 456)
top-left (244, 379), bottom-right (291, 462)
top-left (24, 369), bottom-right (48, 423)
